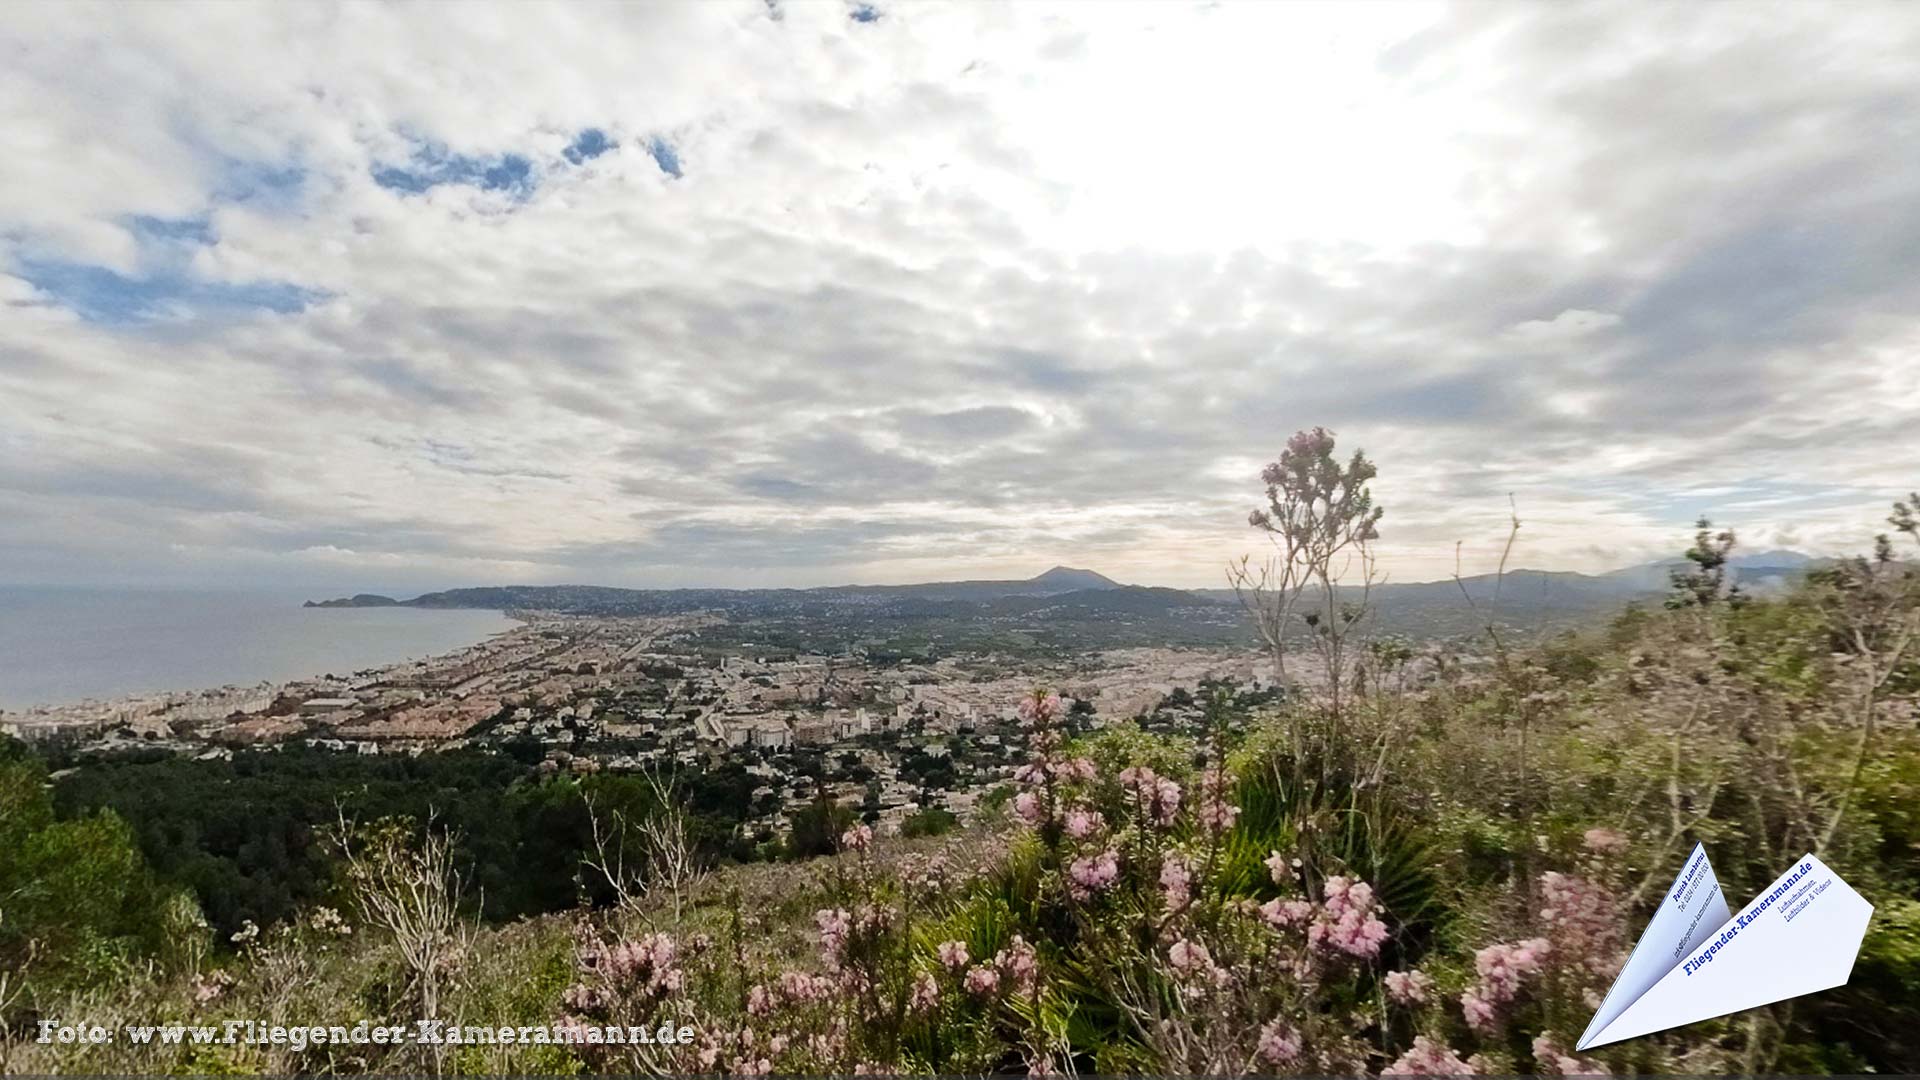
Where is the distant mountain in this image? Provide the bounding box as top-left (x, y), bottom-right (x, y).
top-left (303, 552), bottom-right (1825, 644)
top-left (1733, 550), bottom-right (1815, 569)
top-left (1192, 549), bottom-right (1816, 637)
top-left (813, 566), bottom-right (1127, 604)
top-left (1029, 566), bottom-right (1120, 591)
top-left (1193, 566), bottom-right (1655, 637)
top-left (303, 568), bottom-right (1137, 614)
top-left (1600, 549), bottom-right (1823, 592)
top-left (299, 571), bottom-right (1242, 658)
top-left (303, 593), bottom-right (399, 608)
top-left (988, 585), bottom-right (1216, 617)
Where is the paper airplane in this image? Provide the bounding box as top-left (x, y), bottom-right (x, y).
top-left (1577, 844), bottom-right (1873, 1050)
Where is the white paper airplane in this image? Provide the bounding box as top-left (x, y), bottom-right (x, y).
top-left (1578, 845), bottom-right (1874, 1050)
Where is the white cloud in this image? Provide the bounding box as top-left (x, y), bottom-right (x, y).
top-left (1, 1), bottom-right (1918, 591)
top-left (1506, 309), bottom-right (1621, 344)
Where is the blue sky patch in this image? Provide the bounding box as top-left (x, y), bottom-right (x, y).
top-left (13, 207), bottom-right (318, 325)
top-left (646, 136), bottom-right (683, 178)
top-left (215, 160), bottom-right (307, 206)
top-left (127, 215), bottom-right (215, 245)
top-left (372, 142), bottom-right (537, 197)
top-left (14, 259), bottom-right (319, 326)
top-left (850, 3), bottom-right (882, 23)
top-left (564, 128), bottom-right (615, 164)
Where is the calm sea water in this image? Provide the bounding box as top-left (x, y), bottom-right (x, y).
top-left (0, 587), bottom-right (515, 710)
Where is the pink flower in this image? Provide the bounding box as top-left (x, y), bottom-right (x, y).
top-left (995, 935), bottom-right (1040, 994)
top-left (1120, 768), bottom-right (1184, 825)
top-left (904, 853), bottom-right (950, 892)
top-left (854, 902), bottom-right (893, 935)
top-left (1063, 757), bottom-right (1098, 781)
top-left (1256, 1019), bottom-right (1302, 1065)
top-left (963, 965), bottom-right (1000, 996)
top-left (1309, 876), bottom-right (1390, 959)
top-left (840, 823), bottom-right (873, 853)
top-left (1264, 850), bottom-right (1298, 884)
top-left (936, 940), bottom-right (970, 970)
top-left (908, 971), bottom-right (940, 1014)
top-left (1160, 854), bottom-right (1192, 911)
top-left (591, 932), bottom-right (683, 998)
top-left (1383, 1035), bottom-right (1478, 1077)
top-left (1539, 872), bottom-right (1619, 976)
top-left (1149, 777), bottom-right (1183, 824)
top-left (1012, 791), bottom-right (1044, 825)
top-left (1196, 767), bottom-right (1240, 832)
top-left (1474, 937), bottom-right (1548, 1000)
top-left (1533, 1034), bottom-right (1609, 1077)
top-left (1260, 897), bottom-right (1314, 928)
top-left (815, 908), bottom-right (852, 967)
top-left (1582, 827), bottom-right (1627, 855)
top-left (1198, 799), bottom-right (1239, 832)
top-left (774, 969), bottom-right (833, 1003)
top-left (1385, 969), bottom-right (1434, 1006)
top-left (1063, 807), bottom-right (1103, 839)
top-left (1067, 849), bottom-right (1121, 900)
top-left (1017, 692), bottom-right (1062, 727)
top-left (747, 984), bottom-right (773, 1017)
top-left (1460, 936), bottom-right (1549, 1032)
top-left (1285, 426), bottom-right (1337, 460)
top-left (561, 983), bottom-right (603, 1011)
top-left (1166, 937), bottom-right (1211, 975)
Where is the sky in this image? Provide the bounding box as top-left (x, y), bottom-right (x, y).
top-left (3, 1), bottom-right (1919, 594)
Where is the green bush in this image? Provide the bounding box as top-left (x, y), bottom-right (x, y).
top-left (0, 748), bottom-right (188, 997)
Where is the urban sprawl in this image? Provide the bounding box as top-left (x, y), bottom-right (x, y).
top-left (1, 613), bottom-right (1281, 834)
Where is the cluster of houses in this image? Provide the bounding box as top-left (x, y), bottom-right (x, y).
top-left (7, 612), bottom-right (1279, 837)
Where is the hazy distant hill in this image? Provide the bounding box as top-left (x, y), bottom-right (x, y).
top-left (306, 567), bottom-right (1137, 617)
top-left (1194, 567), bottom-right (1658, 637)
top-left (1195, 550), bottom-right (1825, 637)
top-left (305, 569), bottom-right (1233, 656)
top-left (304, 592), bottom-right (401, 608)
top-left (1027, 566), bottom-right (1120, 591)
top-left (307, 552), bottom-right (1821, 645)
top-left (1599, 549), bottom-right (1821, 593)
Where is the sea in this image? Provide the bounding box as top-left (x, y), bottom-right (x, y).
top-left (0, 586), bottom-right (515, 711)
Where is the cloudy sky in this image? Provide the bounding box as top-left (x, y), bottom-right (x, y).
top-left (3, 1), bottom-right (1918, 593)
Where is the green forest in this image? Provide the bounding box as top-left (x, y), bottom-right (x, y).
top-left (27, 746), bottom-right (766, 935)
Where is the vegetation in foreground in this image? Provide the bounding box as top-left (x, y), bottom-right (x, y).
top-left (2, 435), bottom-right (1916, 1076)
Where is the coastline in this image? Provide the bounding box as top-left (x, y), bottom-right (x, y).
top-left (0, 588), bottom-right (521, 721)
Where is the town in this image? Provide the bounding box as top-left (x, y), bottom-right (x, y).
top-left (2, 611), bottom-right (1280, 836)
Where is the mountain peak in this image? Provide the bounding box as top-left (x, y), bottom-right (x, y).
top-left (1030, 566), bottom-right (1121, 590)
top-left (1732, 549), bottom-right (1813, 569)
